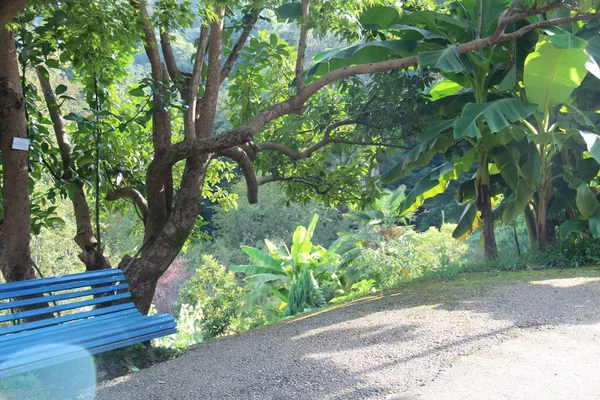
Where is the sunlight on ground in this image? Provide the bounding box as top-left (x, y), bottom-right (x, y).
top-left (529, 277), bottom-right (600, 288)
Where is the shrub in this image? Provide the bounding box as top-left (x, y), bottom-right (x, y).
top-left (174, 255), bottom-right (243, 340)
top-left (286, 269), bottom-right (325, 316)
top-left (231, 214), bottom-right (340, 312)
top-left (337, 223), bottom-right (469, 289)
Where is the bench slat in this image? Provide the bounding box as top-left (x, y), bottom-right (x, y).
top-left (0, 283), bottom-right (129, 311)
top-left (0, 292), bottom-right (132, 324)
top-left (0, 309), bottom-right (140, 346)
top-left (1, 314), bottom-right (174, 360)
top-left (0, 327), bottom-right (177, 379)
top-left (0, 302), bottom-right (137, 336)
top-left (0, 269), bottom-right (122, 293)
top-left (0, 275), bottom-right (126, 301)
top-left (0, 318), bottom-right (176, 370)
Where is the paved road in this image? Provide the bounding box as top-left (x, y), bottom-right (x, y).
top-left (97, 270), bottom-right (600, 399)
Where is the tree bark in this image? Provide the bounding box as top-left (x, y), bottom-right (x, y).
top-left (524, 203), bottom-right (538, 248)
top-left (476, 158), bottom-right (498, 260)
top-left (0, 28), bottom-right (35, 282)
top-left (121, 155), bottom-right (212, 314)
top-left (535, 177), bottom-right (554, 250)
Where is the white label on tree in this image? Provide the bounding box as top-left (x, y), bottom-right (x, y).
top-left (12, 138), bottom-right (30, 151)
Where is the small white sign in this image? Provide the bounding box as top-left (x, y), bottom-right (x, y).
top-left (12, 138), bottom-right (30, 151)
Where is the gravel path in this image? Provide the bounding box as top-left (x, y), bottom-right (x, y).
top-left (97, 269), bottom-right (600, 399)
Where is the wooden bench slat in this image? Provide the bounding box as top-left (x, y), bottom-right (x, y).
top-left (0, 283), bottom-right (129, 311)
top-left (0, 327), bottom-right (177, 379)
top-left (0, 302), bottom-right (137, 336)
top-left (0, 269), bottom-right (122, 293)
top-left (0, 292), bottom-right (132, 324)
top-left (0, 318), bottom-right (176, 370)
top-left (1, 314), bottom-right (174, 360)
top-left (0, 308), bottom-right (140, 345)
top-left (0, 275), bottom-right (126, 301)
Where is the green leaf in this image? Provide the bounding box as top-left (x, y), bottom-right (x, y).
top-left (426, 80), bottom-right (463, 101)
top-left (46, 59), bottom-right (60, 69)
top-left (381, 135), bottom-right (455, 183)
top-left (275, 3), bottom-right (302, 20)
top-left (497, 67), bottom-right (516, 91)
top-left (545, 31), bottom-right (588, 49)
top-left (240, 246), bottom-right (283, 272)
top-left (400, 151), bottom-right (475, 215)
top-left (55, 84), bottom-right (68, 95)
top-left (128, 87), bottom-right (146, 97)
top-left (462, 0), bottom-right (511, 37)
top-left (524, 36), bottom-right (589, 113)
top-left (239, 286), bottom-right (274, 311)
top-left (245, 273), bottom-right (282, 285)
top-left (502, 180), bottom-right (534, 224)
top-left (307, 214), bottom-right (319, 240)
top-left (587, 36), bottom-right (600, 63)
top-left (452, 203), bottom-right (479, 240)
top-left (418, 46), bottom-right (466, 73)
top-left (453, 99), bottom-right (537, 138)
top-left (311, 41), bottom-right (418, 76)
top-left (418, 119), bottom-right (456, 142)
top-left (270, 287), bottom-right (289, 304)
top-left (359, 6), bottom-right (402, 29)
top-left (590, 214), bottom-right (600, 238)
top-left (559, 219), bottom-right (587, 240)
top-left (229, 265), bottom-right (278, 275)
top-left (579, 131), bottom-right (600, 164)
top-left (576, 184), bottom-right (600, 219)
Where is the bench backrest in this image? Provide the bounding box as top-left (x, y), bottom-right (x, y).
top-left (0, 269), bottom-right (136, 336)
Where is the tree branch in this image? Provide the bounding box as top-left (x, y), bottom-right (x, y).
top-left (218, 146), bottom-right (258, 203)
top-left (160, 30), bottom-right (183, 84)
top-left (106, 187), bottom-right (149, 220)
top-left (257, 175), bottom-right (362, 202)
top-left (36, 67), bottom-right (73, 180)
top-left (196, 7), bottom-right (225, 138)
top-left (130, 1), bottom-right (163, 82)
top-left (220, 9), bottom-right (260, 84)
top-left (295, 0), bottom-right (310, 94)
top-left (185, 24), bottom-right (209, 140)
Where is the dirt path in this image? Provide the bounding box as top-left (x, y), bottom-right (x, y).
top-left (97, 268), bottom-right (600, 399)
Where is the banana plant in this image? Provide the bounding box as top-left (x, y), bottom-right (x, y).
top-left (230, 214), bottom-right (341, 310)
top-left (490, 29), bottom-right (600, 248)
top-left (376, 0), bottom-right (539, 259)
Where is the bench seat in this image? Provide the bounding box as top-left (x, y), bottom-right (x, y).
top-left (0, 269), bottom-right (176, 379)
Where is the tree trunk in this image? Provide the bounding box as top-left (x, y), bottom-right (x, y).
top-left (524, 203), bottom-right (538, 248)
top-left (0, 28), bottom-right (35, 283)
top-left (476, 158), bottom-right (498, 260)
top-left (535, 165), bottom-right (554, 250)
top-left (121, 155), bottom-right (212, 314)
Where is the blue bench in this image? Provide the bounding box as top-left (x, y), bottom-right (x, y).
top-left (0, 268), bottom-right (176, 379)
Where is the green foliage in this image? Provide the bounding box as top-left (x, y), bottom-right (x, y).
top-left (524, 35), bottom-right (592, 114)
top-left (203, 181), bottom-right (347, 265)
top-left (174, 255), bottom-right (243, 340)
top-left (286, 269), bottom-right (326, 316)
top-left (231, 214), bottom-right (340, 310)
top-left (338, 223), bottom-right (469, 290)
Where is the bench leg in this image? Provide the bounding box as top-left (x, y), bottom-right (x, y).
top-left (144, 341), bottom-right (156, 363)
